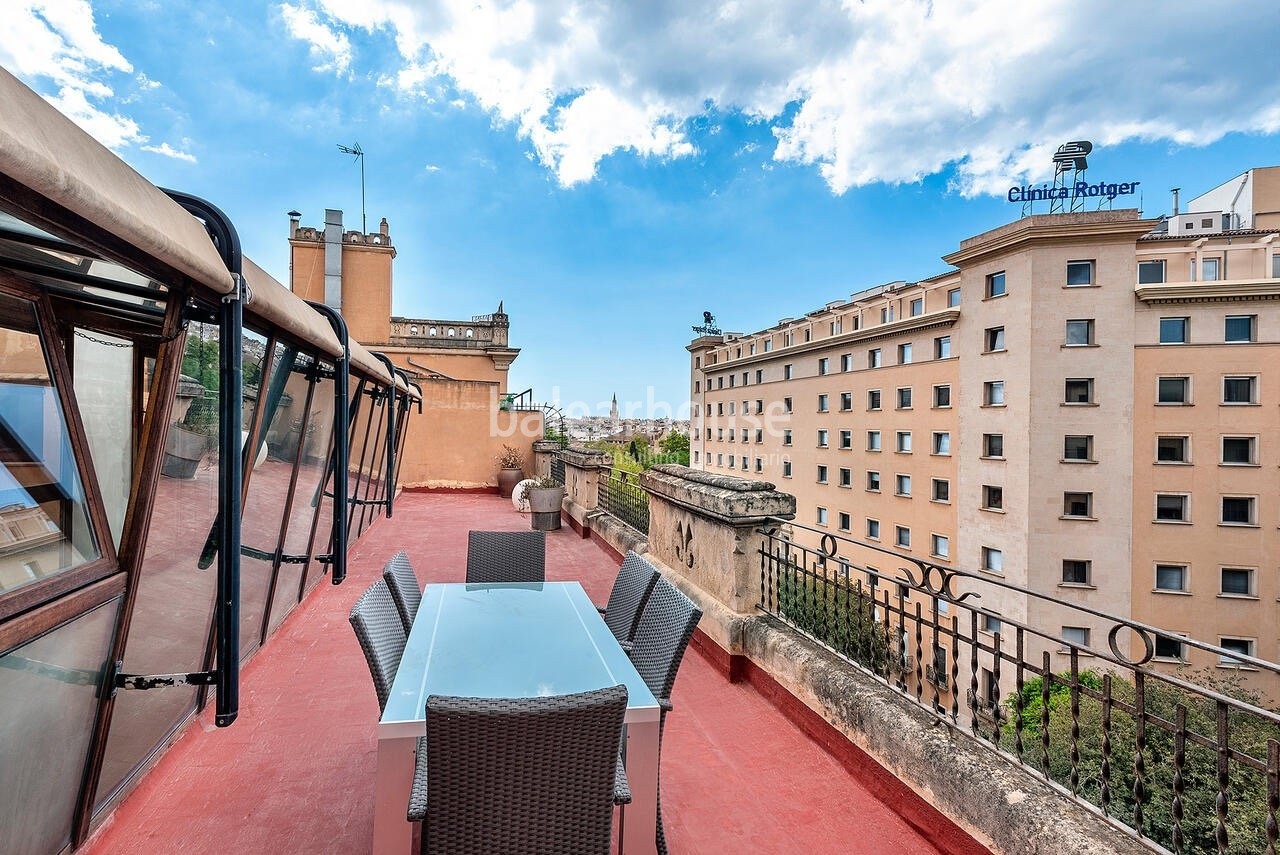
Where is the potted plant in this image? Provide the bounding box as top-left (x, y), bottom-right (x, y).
top-left (495, 444), bottom-right (525, 497)
top-left (527, 477), bottom-right (565, 531)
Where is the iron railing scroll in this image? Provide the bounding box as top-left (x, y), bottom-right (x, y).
top-left (756, 520), bottom-right (1280, 855)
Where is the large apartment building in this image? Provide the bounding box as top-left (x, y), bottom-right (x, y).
top-left (689, 167), bottom-right (1280, 695)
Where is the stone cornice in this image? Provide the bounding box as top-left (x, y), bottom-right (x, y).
top-left (642, 464), bottom-right (796, 526)
top-left (943, 213), bottom-right (1158, 267)
top-left (1134, 279), bottom-right (1280, 304)
top-left (701, 310), bottom-right (959, 372)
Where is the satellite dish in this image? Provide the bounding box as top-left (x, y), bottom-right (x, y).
top-left (512, 479), bottom-right (537, 513)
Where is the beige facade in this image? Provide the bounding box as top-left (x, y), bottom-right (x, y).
top-left (289, 212), bottom-right (542, 489)
top-left (691, 199), bottom-right (1280, 697)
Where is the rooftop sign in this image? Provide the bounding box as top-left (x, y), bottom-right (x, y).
top-left (1010, 140), bottom-right (1138, 213)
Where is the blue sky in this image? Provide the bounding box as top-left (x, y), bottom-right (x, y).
top-left (4, 1), bottom-right (1280, 414)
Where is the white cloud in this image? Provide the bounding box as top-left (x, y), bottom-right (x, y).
top-left (0, 1), bottom-right (147, 149)
top-left (300, 0), bottom-right (1280, 194)
top-left (141, 141), bottom-right (197, 163)
top-left (280, 3), bottom-right (352, 75)
top-left (423, 163), bottom-right (441, 172)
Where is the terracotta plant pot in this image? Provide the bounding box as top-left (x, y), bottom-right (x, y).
top-left (497, 467), bottom-right (523, 498)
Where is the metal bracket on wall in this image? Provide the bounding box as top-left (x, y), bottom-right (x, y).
top-left (111, 660), bottom-right (219, 693)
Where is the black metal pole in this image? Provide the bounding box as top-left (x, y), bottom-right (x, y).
top-left (215, 277), bottom-right (243, 727)
top-left (305, 301), bottom-right (350, 585)
top-left (372, 353), bottom-right (397, 518)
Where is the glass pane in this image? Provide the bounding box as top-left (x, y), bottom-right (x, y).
top-left (0, 598), bottom-right (119, 855)
top-left (97, 320), bottom-right (222, 802)
top-left (235, 331), bottom-right (274, 657)
top-left (74, 330), bottom-right (134, 546)
top-left (0, 292), bottom-right (99, 593)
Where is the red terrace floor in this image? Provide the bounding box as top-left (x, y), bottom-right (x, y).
top-left (83, 494), bottom-right (951, 855)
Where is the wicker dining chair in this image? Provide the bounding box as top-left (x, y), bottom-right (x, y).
top-left (597, 551), bottom-right (660, 653)
top-left (382, 550), bottom-right (422, 633)
top-left (349, 578), bottom-right (408, 713)
top-left (465, 530), bottom-right (546, 583)
top-left (614, 577), bottom-right (702, 855)
top-left (416, 685), bottom-right (628, 855)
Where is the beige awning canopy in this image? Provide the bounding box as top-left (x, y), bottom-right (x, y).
top-left (349, 338), bottom-right (393, 385)
top-left (240, 258), bottom-right (343, 360)
top-left (0, 67), bottom-right (235, 297)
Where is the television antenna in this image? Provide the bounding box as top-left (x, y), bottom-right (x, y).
top-left (337, 142), bottom-right (366, 233)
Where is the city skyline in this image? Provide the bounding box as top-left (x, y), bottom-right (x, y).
top-left (3, 2), bottom-right (1280, 411)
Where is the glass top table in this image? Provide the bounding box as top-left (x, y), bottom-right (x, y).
top-left (374, 581), bottom-right (662, 854)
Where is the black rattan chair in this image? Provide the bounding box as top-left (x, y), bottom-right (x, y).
top-left (615, 577), bottom-right (702, 855)
top-left (465, 530), bottom-right (546, 583)
top-left (597, 551), bottom-right (659, 653)
top-left (382, 550), bottom-right (422, 633)
top-left (349, 578), bottom-right (408, 713)
top-left (416, 685), bottom-right (628, 855)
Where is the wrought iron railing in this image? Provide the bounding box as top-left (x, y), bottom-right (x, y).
top-left (598, 468), bottom-right (649, 534)
top-left (757, 521), bottom-right (1280, 855)
top-left (549, 453), bottom-right (565, 487)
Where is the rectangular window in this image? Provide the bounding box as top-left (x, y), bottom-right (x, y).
top-left (816, 506), bottom-right (828, 525)
top-left (1159, 317), bottom-right (1188, 344)
top-left (867, 389), bottom-right (882, 410)
top-left (982, 485), bottom-right (1003, 510)
top-left (755, 369), bottom-right (763, 383)
top-left (1062, 560), bottom-right (1091, 585)
top-left (838, 467), bottom-right (852, 488)
top-left (867, 518), bottom-right (881, 539)
top-left (755, 400), bottom-right (763, 414)
top-left (947, 287), bottom-right (961, 307)
top-left (1219, 637), bottom-right (1254, 666)
top-left (984, 326), bottom-right (1006, 352)
top-left (897, 387), bottom-right (913, 409)
top-left (1223, 376), bottom-right (1256, 404)
top-left (718, 376), bottom-right (724, 389)
top-left (817, 393), bottom-right (829, 412)
top-left (895, 474), bottom-right (912, 496)
top-left (839, 392), bottom-right (852, 411)
top-left (868, 348), bottom-right (882, 368)
top-left (880, 307), bottom-right (892, 324)
top-left (694, 380), bottom-right (700, 393)
top-left (742, 372), bottom-right (748, 385)
top-left (867, 431), bottom-right (881, 451)
top-left (729, 375), bottom-right (735, 387)
top-left (866, 470), bottom-right (881, 491)
top-left (1063, 492), bottom-right (1093, 518)
top-left (1157, 436), bottom-right (1189, 463)
top-left (1222, 436), bottom-right (1256, 465)
top-left (895, 431), bottom-right (912, 453)
top-left (782, 459), bottom-right (792, 477)
top-left (840, 353), bottom-right (853, 372)
top-left (933, 432), bottom-right (951, 455)
top-left (784, 396), bottom-right (794, 413)
top-left (717, 402), bottom-right (724, 416)
top-left (982, 547), bottom-right (1003, 574)
top-left (717, 453), bottom-right (724, 466)
top-left (782, 429), bottom-right (792, 447)
top-left (932, 479), bottom-right (950, 502)
top-left (839, 430), bottom-right (852, 449)
top-left (816, 464), bottom-right (828, 484)
top-left (728, 455), bottom-right (735, 467)
top-left (1202, 257), bottom-right (1220, 281)
top-left (898, 343), bottom-right (913, 364)
top-left (755, 457), bottom-right (763, 472)
top-left (934, 336), bottom-right (951, 359)
top-left (1065, 377), bottom-right (1094, 404)
top-left (984, 380), bottom-right (1005, 406)
top-left (910, 298), bottom-right (924, 317)
top-left (1065, 319), bottom-right (1094, 346)
top-left (1221, 496), bottom-right (1255, 525)
top-left (1066, 260), bottom-right (1094, 286)
top-left (818, 358), bottom-right (829, 375)
top-left (1138, 260), bottom-right (1166, 284)
top-left (1155, 494), bottom-right (1189, 522)
top-left (983, 433), bottom-right (1004, 458)
top-left (784, 364), bottom-right (793, 380)
top-left (933, 385), bottom-right (951, 408)
top-left (931, 534), bottom-right (950, 558)
top-left (817, 429), bottom-right (829, 448)
top-left (1061, 626), bottom-right (1090, 648)
top-left (1063, 435), bottom-right (1092, 461)
top-left (717, 429), bottom-right (724, 441)
top-left (1225, 315), bottom-right (1256, 343)
top-left (1221, 567), bottom-right (1255, 597)
top-left (1157, 376), bottom-right (1190, 404)
top-left (1155, 634), bottom-right (1185, 661)
top-left (1155, 563), bottom-right (1188, 592)
top-left (740, 429), bottom-right (748, 443)
top-left (764, 340), bottom-right (772, 352)
top-left (986, 271), bottom-right (1006, 298)
top-left (895, 526), bottom-right (911, 548)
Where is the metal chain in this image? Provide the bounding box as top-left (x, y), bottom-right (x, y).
top-left (73, 323), bottom-right (187, 348)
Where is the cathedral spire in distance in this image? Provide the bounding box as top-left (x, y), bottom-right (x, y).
top-left (610, 393), bottom-right (619, 420)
